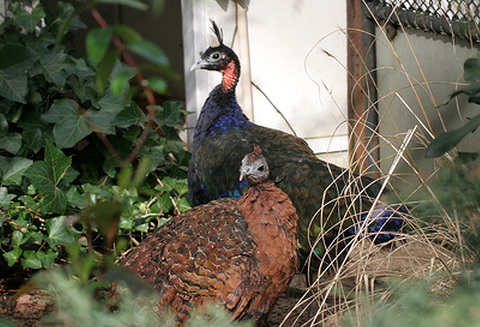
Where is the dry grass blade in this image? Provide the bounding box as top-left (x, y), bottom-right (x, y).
top-left (274, 2), bottom-right (480, 324)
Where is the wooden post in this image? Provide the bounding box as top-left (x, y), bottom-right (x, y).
top-left (347, 0), bottom-right (380, 178)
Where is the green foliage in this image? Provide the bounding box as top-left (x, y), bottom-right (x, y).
top-left (351, 272), bottom-right (480, 327)
top-left (355, 155), bottom-right (480, 327)
top-left (411, 154), bottom-right (480, 260)
top-left (189, 304), bottom-right (254, 327)
top-left (26, 259), bottom-right (253, 327)
top-left (0, 1), bottom-right (190, 271)
top-left (32, 264), bottom-right (169, 327)
top-left (426, 57), bottom-right (480, 158)
top-left (0, 2), bottom-right (248, 326)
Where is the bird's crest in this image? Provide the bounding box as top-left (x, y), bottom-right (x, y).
top-left (207, 19), bottom-right (223, 48)
top-left (253, 144), bottom-right (262, 156)
top-left (246, 145), bottom-right (263, 164)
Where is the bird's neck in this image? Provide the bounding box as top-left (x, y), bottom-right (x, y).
top-left (220, 59), bottom-right (240, 93)
top-left (192, 58), bottom-right (250, 153)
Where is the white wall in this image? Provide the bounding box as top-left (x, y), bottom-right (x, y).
top-left (376, 28), bottom-right (479, 192)
top-left (182, 0), bottom-right (349, 166)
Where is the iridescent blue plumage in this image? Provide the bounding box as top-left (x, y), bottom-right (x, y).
top-left (347, 205), bottom-right (406, 244)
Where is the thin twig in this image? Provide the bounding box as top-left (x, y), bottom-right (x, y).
top-left (89, 5), bottom-right (157, 166)
top-left (251, 81), bottom-right (297, 136)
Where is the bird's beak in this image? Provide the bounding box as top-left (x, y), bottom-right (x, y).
top-left (239, 168), bottom-right (249, 181)
top-left (190, 59), bottom-right (208, 72)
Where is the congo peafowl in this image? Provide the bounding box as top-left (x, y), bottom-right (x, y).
top-left (122, 146), bottom-right (299, 326)
top-left (188, 20), bottom-right (405, 262)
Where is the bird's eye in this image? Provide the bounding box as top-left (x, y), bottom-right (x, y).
top-left (258, 165), bottom-right (264, 171)
top-left (211, 52), bottom-right (220, 60)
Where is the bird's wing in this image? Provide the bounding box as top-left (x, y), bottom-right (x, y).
top-left (191, 125), bottom-right (316, 201)
top-left (122, 198), bottom-right (264, 322)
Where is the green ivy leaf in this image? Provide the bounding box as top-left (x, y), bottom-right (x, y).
top-left (87, 108), bottom-right (118, 135)
top-left (0, 156), bottom-right (33, 186)
top-left (134, 223), bottom-right (149, 232)
top-left (15, 5), bottom-right (45, 33)
top-left (12, 230), bottom-right (30, 247)
top-left (3, 248), bottom-right (22, 267)
top-left (0, 66), bottom-right (27, 103)
top-left (30, 232), bottom-right (46, 245)
top-left (42, 99), bottom-right (92, 149)
top-left (152, 192), bottom-right (172, 213)
top-left (0, 133), bottom-right (22, 154)
top-left (22, 128), bottom-right (43, 153)
top-left (0, 187), bottom-right (16, 206)
top-left (37, 50), bottom-right (69, 87)
top-left (55, 2), bottom-right (86, 32)
top-left (86, 27), bottom-right (113, 65)
top-left (45, 143), bottom-right (72, 181)
top-left (20, 251), bottom-right (43, 269)
top-left (67, 57), bottom-right (96, 79)
top-left (36, 250), bottom-right (58, 268)
top-left (177, 197), bottom-right (191, 212)
top-left (125, 40), bottom-right (169, 67)
top-left (155, 101), bottom-right (184, 128)
top-left (24, 143), bottom-right (74, 213)
top-left (426, 113), bottom-right (480, 158)
top-left (66, 186), bottom-right (86, 209)
top-left (147, 145), bottom-right (166, 170)
top-left (119, 217), bottom-right (135, 230)
top-left (112, 103), bottom-right (146, 128)
top-left (0, 113), bottom-right (8, 135)
top-left (32, 163), bottom-right (68, 213)
top-left (47, 216), bottom-right (76, 246)
top-left (0, 44), bottom-right (31, 70)
top-left (93, 0), bottom-right (149, 11)
top-left (93, 90), bottom-right (131, 133)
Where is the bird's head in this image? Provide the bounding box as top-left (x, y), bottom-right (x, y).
top-left (190, 20), bottom-right (239, 73)
top-left (239, 145), bottom-right (270, 185)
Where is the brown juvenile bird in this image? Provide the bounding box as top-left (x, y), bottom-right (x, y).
top-left (122, 145), bottom-right (299, 326)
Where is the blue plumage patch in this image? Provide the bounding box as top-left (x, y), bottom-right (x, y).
top-left (199, 180), bottom-right (249, 202)
top-left (220, 180), bottom-right (249, 198)
top-left (347, 205), bottom-right (406, 244)
top-left (209, 114), bottom-right (252, 135)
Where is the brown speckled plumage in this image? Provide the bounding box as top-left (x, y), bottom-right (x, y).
top-left (121, 147), bottom-right (298, 326)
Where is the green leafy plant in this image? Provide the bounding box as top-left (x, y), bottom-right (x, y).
top-left (0, 0), bottom-right (190, 272)
top-left (426, 57), bottom-right (480, 158)
top-left (348, 270), bottom-right (480, 327)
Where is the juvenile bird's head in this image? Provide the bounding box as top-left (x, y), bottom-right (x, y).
top-left (240, 145), bottom-right (270, 185)
top-left (191, 20), bottom-right (240, 91)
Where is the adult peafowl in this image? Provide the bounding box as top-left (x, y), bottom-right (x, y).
top-left (188, 20), bottom-right (405, 263)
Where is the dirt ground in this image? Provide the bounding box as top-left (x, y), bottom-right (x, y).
top-left (0, 238), bottom-right (458, 327)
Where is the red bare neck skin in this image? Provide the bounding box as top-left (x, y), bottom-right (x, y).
top-left (220, 60), bottom-right (239, 92)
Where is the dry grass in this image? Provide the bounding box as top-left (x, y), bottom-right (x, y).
top-left (272, 2), bottom-right (480, 325)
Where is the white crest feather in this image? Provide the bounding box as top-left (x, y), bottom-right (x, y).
top-left (207, 19), bottom-right (223, 48)
top-left (207, 31), bottom-right (221, 48)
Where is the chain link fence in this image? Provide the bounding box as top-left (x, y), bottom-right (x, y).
top-left (365, 0), bottom-right (480, 41)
